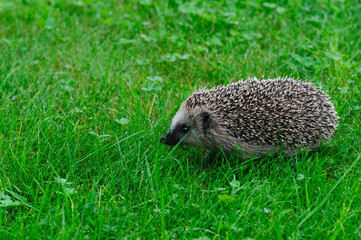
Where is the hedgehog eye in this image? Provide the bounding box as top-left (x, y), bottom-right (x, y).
top-left (182, 126), bottom-right (190, 133)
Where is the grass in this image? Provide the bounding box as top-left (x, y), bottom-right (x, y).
top-left (0, 0), bottom-right (361, 239)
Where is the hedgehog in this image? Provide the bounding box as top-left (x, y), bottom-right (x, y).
top-left (160, 77), bottom-right (338, 159)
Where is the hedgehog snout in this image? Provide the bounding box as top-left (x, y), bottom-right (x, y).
top-left (160, 133), bottom-right (168, 143)
top-left (160, 132), bottom-right (179, 146)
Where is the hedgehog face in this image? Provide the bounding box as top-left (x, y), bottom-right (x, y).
top-left (160, 106), bottom-right (212, 148)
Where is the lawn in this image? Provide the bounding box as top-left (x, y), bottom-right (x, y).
top-left (1, 0), bottom-right (361, 239)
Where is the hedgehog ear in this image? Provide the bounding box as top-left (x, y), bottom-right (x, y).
top-left (200, 112), bottom-right (211, 131)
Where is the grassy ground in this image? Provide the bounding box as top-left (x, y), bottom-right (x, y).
top-left (1, 0), bottom-right (361, 239)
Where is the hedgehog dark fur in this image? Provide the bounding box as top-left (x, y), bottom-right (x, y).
top-left (160, 77), bottom-right (338, 157)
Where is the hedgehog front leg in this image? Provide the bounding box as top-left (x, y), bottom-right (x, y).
top-left (202, 151), bottom-right (223, 167)
top-left (202, 151), bottom-right (212, 168)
